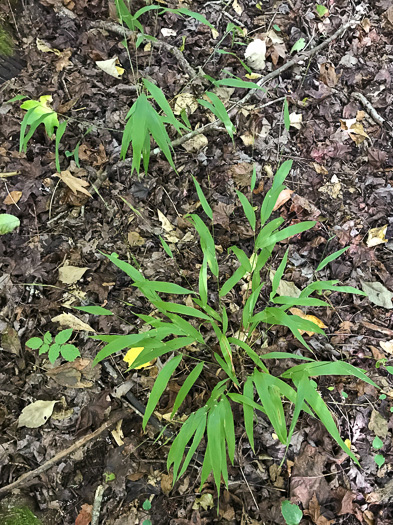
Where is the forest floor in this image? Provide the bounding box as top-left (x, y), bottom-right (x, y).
top-left (1, 0), bottom-right (393, 523)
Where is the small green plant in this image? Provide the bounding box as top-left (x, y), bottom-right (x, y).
top-left (90, 160), bottom-right (376, 504)
top-left (26, 329), bottom-right (80, 363)
top-left (0, 214), bottom-right (20, 235)
top-left (142, 499), bottom-right (152, 525)
top-left (281, 500), bottom-right (303, 525)
top-left (316, 4), bottom-right (329, 17)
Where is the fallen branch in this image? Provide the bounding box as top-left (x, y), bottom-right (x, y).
top-left (0, 409), bottom-right (129, 497)
top-left (235, 19), bottom-right (359, 110)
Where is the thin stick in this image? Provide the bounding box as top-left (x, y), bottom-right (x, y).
top-left (91, 484), bottom-right (106, 525)
top-left (0, 410), bottom-right (129, 496)
top-left (232, 19), bottom-right (358, 111)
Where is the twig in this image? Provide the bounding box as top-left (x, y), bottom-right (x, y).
top-left (89, 20), bottom-right (200, 80)
top-left (91, 484), bottom-right (106, 525)
top-left (234, 19), bottom-right (358, 110)
top-left (351, 91), bottom-right (387, 128)
top-left (0, 410), bottom-right (129, 497)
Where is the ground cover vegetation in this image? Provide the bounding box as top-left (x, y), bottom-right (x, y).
top-left (1, 0), bottom-right (393, 523)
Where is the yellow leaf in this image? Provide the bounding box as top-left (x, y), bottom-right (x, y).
top-left (56, 170), bottom-right (92, 197)
top-left (344, 438), bottom-right (351, 450)
top-left (123, 347), bottom-right (155, 369)
top-left (289, 307), bottom-right (327, 336)
top-left (245, 72), bottom-right (262, 79)
top-left (367, 224), bottom-right (388, 248)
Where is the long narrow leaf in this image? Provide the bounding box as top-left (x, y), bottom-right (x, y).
top-left (171, 362), bottom-right (204, 417)
top-left (143, 355), bottom-right (182, 430)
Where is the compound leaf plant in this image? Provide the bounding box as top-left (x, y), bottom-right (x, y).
top-left (91, 160), bottom-right (376, 502)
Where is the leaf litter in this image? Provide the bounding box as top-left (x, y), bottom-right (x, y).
top-left (1, 0), bottom-right (393, 523)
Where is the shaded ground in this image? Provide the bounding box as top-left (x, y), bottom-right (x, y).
top-left (1, 0), bottom-right (393, 523)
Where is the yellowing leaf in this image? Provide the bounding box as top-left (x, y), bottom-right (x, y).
top-left (123, 347), bottom-right (155, 369)
top-left (289, 307), bottom-right (327, 336)
top-left (96, 57), bottom-right (124, 78)
top-left (52, 313), bottom-right (95, 332)
top-left (128, 231), bottom-right (145, 246)
top-left (367, 224), bottom-right (388, 248)
top-left (240, 132), bottom-right (255, 146)
top-left (245, 72), bottom-right (262, 79)
top-left (344, 438), bottom-right (351, 450)
top-left (18, 400), bottom-right (57, 428)
top-left (211, 28), bottom-right (219, 39)
top-left (36, 38), bottom-right (61, 56)
top-left (57, 170), bottom-right (92, 197)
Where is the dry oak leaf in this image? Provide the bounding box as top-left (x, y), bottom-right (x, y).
top-left (304, 494), bottom-right (334, 525)
top-left (272, 188), bottom-right (294, 211)
top-left (57, 170), bottom-right (92, 197)
top-left (319, 62), bottom-right (339, 87)
top-left (3, 190), bottom-right (22, 205)
top-left (75, 503), bottom-right (93, 525)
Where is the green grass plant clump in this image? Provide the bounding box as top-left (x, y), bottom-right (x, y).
top-left (89, 161), bottom-right (375, 502)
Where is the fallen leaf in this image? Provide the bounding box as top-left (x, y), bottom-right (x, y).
top-left (192, 493), bottom-right (214, 511)
top-left (111, 419), bottom-right (124, 446)
top-left (272, 189), bottom-right (294, 211)
top-left (57, 170), bottom-right (92, 197)
top-left (290, 307), bottom-right (327, 336)
top-left (161, 28), bottom-right (177, 37)
top-left (174, 93), bottom-right (198, 116)
top-left (96, 57), bottom-right (124, 78)
top-left (245, 39), bottom-right (266, 70)
top-left (157, 210), bottom-right (174, 232)
top-left (380, 340), bottom-right (393, 355)
top-left (3, 190), bottom-right (22, 205)
top-left (240, 132), bottom-right (255, 146)
top-left (270, 271), bottom-right (301, 298)
top-left (289, 112), bottom-right (302, 129)
top-left (58, 265), bottom-right (89, 284)
top-left (161, 472), bottom-right (173, 496)
top-left (266, 28), bottom-right (284, 44)
top-left (367, 225), bottom-right (388, 247)
top-left (128, 231), bottom-right (145, 246)
top-left (318, 175), bottom-right (342, 199)
top-left (304, 493), bottom-right (334, 525)
top-left (75, 503), bottom-right (93, 525)
top-left (36, 38), bottom-right (61, 55)
top-left (55, 49), bottom-right (72, 72)
top-left (182, 133), bottom-right (208, 153)
top-left (368, 409), bottom-right (388, 438)
top-left (52, 313), bottom-right (95, 332)
top-left (319, 62), bottom-right (338, 87)
top-left (18, 400), bottom-right (57, 428)
top-left (361, 281), bottom-right (393, 309)
top-left (232, 0), bottom-right (243, 15)
top-left (46, 358), bottom-right (98, 388)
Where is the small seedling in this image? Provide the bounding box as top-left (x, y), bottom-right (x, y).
top-left (26, 329), bottom-right (80, 363)
top-left (372, 436), bottom-right (383, 450)
top-left (281, 500), bottom-right (303, 525)
top-left (142, 499), bottom-right (152, 525)
top-left (374, 454), bottom-right (385, 468)
top-left (316, 4), bottom-right (329, 17)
